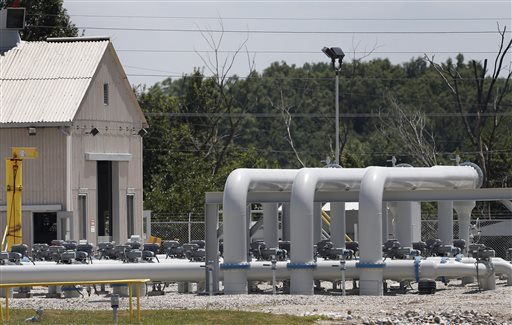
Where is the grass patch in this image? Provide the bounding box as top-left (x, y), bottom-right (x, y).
top-left (5, 309), bottom-right (319, 324)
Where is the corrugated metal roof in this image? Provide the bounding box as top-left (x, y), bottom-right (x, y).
top-left (0, 40), bottom-right (109, 125)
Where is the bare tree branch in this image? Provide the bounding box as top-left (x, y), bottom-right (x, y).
top-left (378, 96), bottom-right (438, 167)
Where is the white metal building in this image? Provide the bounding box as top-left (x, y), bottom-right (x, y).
top-left (0, 37), bottom-right (148, 246)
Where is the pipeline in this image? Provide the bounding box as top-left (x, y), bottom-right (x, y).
top-left (0, 258), bottom-right (502, 289)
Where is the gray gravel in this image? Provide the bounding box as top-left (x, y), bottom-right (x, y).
top-left (5, 280), bottom-right (512, 324)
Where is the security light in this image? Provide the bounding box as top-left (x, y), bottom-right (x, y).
top-left (90, 127), bottom-right (99, 136)
top-left (322, 47), bottom-right (345, 61)
top-left (137, 128), bottom-right (148, 137)
top-left (28, 127), bottom-right (36, 136)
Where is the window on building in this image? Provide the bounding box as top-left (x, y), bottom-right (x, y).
top-left (103, 83), bottom-right (109, 106)
top-left (127, 194), bottom-right (135, 236)
top-left (78, 194), bottom-right (87, 240)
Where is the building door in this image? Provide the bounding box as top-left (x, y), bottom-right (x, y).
top-left (33, 212), bottom-right (57, 244)
top-left (97, 161), bottom-right (113, 239)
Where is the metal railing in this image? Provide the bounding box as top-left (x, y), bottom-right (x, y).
top-left (0, 279), bottom-right (150, 321)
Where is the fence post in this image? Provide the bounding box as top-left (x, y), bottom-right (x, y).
top-left (188, 213), bottom-right (192, 243)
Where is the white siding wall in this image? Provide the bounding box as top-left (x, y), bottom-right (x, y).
top-left (70, 49), bottom-right (144, 245)
top-left (0, 128), bottom-right (66, 247)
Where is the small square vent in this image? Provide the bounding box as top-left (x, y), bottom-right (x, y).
top-left (5, 8), bottom-right (25, 29)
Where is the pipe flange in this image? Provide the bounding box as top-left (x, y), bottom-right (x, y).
top-left (286, 262), bottom-right (317, 269)
top-left (459, 161), bottom-right (484, 188)
top-left (355, 262), bottom-right (386, 268)
top-left (220, 262), bottom-right (251, 270)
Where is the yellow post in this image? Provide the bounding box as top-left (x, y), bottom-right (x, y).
top-left (2, 147), bottom-right (37, 251)
top-left (136, 283), bottom-right (141, 320)
top-left (5, 286), bottom-right (10, 321)
top-left (128, 283), bottom-right (133, 321)
top-left (4, 159), bottom-right (22, 251)
top-left (0, 290), bottom-right (3, 321)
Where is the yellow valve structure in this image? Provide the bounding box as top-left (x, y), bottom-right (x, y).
top-left (2, 147), bottom-right (38, 251)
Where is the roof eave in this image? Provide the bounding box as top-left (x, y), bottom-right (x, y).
top-left (0, 122), bottom-right (73, 128)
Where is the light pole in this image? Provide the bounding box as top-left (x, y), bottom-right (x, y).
top-left (322, 46), bottom-right (345, 166)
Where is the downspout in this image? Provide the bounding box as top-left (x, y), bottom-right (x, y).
top-left (358, 166), bottom-right (479, 296)
top-left (289, 168), bottom-right (366, 295)
top-left (222, 168), bottom-right (298, 294)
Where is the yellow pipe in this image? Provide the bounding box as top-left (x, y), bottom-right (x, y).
top-left (4, 159), bottom-right (22, 251)
top-left (2, 148), bottom-right (38, 251)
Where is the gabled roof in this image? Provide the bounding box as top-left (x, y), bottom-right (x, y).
top-left (0, 38), bottom-right (145, 127)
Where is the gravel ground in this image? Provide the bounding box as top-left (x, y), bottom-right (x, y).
top-left (4, 279), bottom-right (512, 324)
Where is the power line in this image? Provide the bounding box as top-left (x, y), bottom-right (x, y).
top-left (126, 72), bottom-right (511, 82)
top-left (142, 147), bottom-right (512, 157)
top-left (144, 112), bottom-right (512, 118)
top-left (52, 14), bottom-right (512, 22)
top-left (62, 0), bottom-right (512, 3)
top-left (119, 49), bottom-right (500, 54)
top-left (48, 25), bottom-right (511, 35)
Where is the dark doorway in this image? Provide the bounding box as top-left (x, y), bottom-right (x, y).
top-left (97, 161), bottom-right (113, 236)
top-left (33, 212), bottom-right (57, 244)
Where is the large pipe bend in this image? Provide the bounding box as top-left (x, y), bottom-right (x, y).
top-left (358, 166), bottom-right (479, 295)
top-left (289, 168), bottom-right (366, 295)
top-left (223, 169), bottom-right (299, 266)
top-left (290, 168), bottom-right (366, 265)
top-left (222, 168), bottom-right (299, 294)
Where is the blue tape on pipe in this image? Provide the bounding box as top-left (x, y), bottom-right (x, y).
top-left (440, 256), bottom-right (449, 264)
top-left (220, 262), bottom-right (251, 270)
top-left (355, 262), bottom-right (386, 269)
top-left (286, 262), bottom-right (317, 269)
top-left (414, 256), bottom-right (421, 283)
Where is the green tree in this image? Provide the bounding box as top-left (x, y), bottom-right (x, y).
top-left (1, 0), bottom-right (78, 40)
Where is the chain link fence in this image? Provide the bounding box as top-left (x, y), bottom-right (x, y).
top-left (147, 214), bottom-right (511, 258)
top-left (147, 214), bottom-right (206, 244)
top-left (422, 219), bottom-right (512, 258)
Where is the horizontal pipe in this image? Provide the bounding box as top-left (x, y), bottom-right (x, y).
top-left (0, 259), bottom-right (499, 284)
top-left (0, 263), bottom-right (207, 283)
top-left (206, 187), bottom-right (512, 204)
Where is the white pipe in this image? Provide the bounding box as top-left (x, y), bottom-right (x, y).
top-left (0, 259), bottom-right (497, 288)
top-left (313, 202), bottom-right (322, 245)
top-left (282, 202), bottom-right (291, 241)
top-left (395, 202), bottom-right (421, 247)
top-left (382, 203), bottom-right (389, 242)
top-left (223, 168), bottom-right (299, 294)
top-left (263, 203), bottom-right (278, 248)
top-left (290, 168), bottom-right (366, 295)
top-left (438, 201), bottom-right (454, 244)
top-left (501, 200), bottom-right (512, 212)
top-left (455, 257), bottom-right (512, 285)
top-left (330, 202), bottom-right (346, 248)
top-left (0, 263), bottom-right (207, 283)
top-left (453, 200), bottom-right (476, 251)
top-left (358, 166), bottom-right (479, 296)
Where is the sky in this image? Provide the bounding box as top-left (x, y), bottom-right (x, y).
top-left (63, 0), bottom-right (512, 87)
